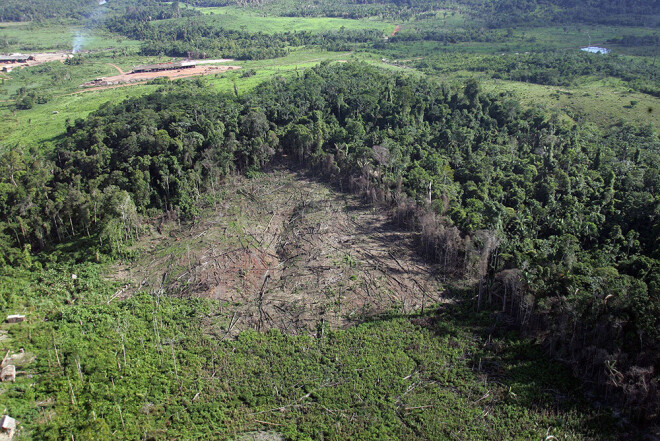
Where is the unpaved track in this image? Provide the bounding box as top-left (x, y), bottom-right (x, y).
top-left (112, 168), bottom-right (446, 336)
top-left (107, 63), bottom-right (124, 74)
top-left (80, 65), bottom-right (240, 89)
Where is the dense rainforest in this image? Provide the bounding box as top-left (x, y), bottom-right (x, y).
top-left (0, 0), bottom-right (198, 23)
top-left (0, 0), bottom-right (95, 22)
top-left (0, 63), bottom-right (658, 421)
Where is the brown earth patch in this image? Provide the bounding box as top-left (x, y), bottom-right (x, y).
top-left (107, 62), bottom-right (124, 75)
top-left (110, 168), bottom-right (447, 336)
top-left (80, 64), bottom-right (240, 89)
top-left (0, 51), bottom-right (72, 72)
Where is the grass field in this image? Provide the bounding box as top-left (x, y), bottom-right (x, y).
top-left (456, 73), bottom-right (659, 128)
top-left (515, 25), bottom-right (660, 54)
top-left (0, 84), bottom-right (159, 148)
top-left (0, 46), bottom-right (419, 149)
top-left (163, 6), bottom-right (396, 34)
top-left (0, 20), bottom-right (140, 53)
top-left (386, 25), bottom-right (658, 57)
top-left (207, 48), bottom-right (354, 93)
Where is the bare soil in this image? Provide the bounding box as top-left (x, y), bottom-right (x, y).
top-left (0, 51), bottom-right (71, 72)
top-left (107, 63), bottom-right (124, 75)
top-left (80, 64), bottom-right (241, 89)
top-left (111, 168), bottom-right (447, 336)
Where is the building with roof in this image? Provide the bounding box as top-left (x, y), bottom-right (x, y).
top-left (5, 315), bottom-right (24, 324)
top-left (132, 60), bottom-right (196, 74)
top-left (0, 55), bottom-right (33, 63)
top-left (0, 415), bottom-right (16, 440)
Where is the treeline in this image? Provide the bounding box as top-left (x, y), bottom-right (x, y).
top-left (173, 0), bottom-right (449, 20)
top-left (108, 17), bottom-right (383, 60)
top-left (469, 0), bottom-right (659, 27)
top-left (386, 27), bottom-right (507, 44)
top-left (0, 63), bottom-right (658, 419)
top-left (0, 0), bottom-right (94, 22)
top-left (416, 51), bottom-right (660, 97)
top-left (168, 0), bottom-right (659, 27)
top-left (607, 34), bottom-right (660, 47)
top-left (0, 0), bottom-right (198, 23)
top-left (106, 0), bottom-right (200, 24)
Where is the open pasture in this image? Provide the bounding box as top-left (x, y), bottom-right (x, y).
top-left (186, 5), bottom-right (395, 34)
top-left (0, 20), bottom-right (139, 52)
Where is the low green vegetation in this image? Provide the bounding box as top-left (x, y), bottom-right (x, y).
top-left (0, 245), bottom-right (623, 440)
top-left (0, 21), bottom-right (139, 53)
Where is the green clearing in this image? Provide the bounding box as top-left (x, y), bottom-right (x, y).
top-left (0, 85), bottom-right (159, 147)
top-left (383, 25), bottom-right (658, 57)
top-left (513, 25), bottom-right (659, 53)
top-left (0, 20), bottom-right (140, 53)
top-left (415, 67), bottom-right (659, 128)
top-left (0, 192), bottom-right (624, 439)
top-left (0, 46), bottom-right (411, 148)
top-left (480, 76), bottom-right (659, 127)
top-left (165, 6), bottom-right (396, 34)
top-left (207, 48), bottom-right (354, 93)
top-left (0, 48), bottom-right (211, 149)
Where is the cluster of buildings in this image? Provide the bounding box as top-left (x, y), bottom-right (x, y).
top-left (0, 55), bottom-right (33, 64)
top-left (0, 54), bottom-right (35, 72)
top-left (132, 59), bottom-right (197, 73)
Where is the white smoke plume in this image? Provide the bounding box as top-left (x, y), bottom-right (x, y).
top-left (71, 0), bottom-right (109, 54)
top-left (72, 30), bottom-right (86, 54)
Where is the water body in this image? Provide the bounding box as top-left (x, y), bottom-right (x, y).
top-left (581, 46), bottom-right (610, 54)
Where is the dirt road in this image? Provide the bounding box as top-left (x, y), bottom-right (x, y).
top-left (107, 63), bottom-right (124, 74)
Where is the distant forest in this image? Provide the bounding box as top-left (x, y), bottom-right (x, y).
top-left (1, 0), bottom-right (658, 27)
top-left (0, 0), bottom-right (196, 22)
top-left (415, 51), bottom-right (660, 97)
top-left (182, 0), bottom-right (660, 26)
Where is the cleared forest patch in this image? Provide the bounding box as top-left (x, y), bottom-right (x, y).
top-left (112, 168), bottom-right (447, 335)
top-left (79, 64), bottom-right (241, 89)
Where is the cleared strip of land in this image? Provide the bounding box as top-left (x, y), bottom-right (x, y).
top-left (111, 168), bottom-right (447, 336)
top-left (80, 64), bottom-right (241, 89)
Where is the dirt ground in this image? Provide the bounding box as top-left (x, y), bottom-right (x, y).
top-left (0, 51), bottom-right (72, 72)
top-left (111, 168), bottom-right (446, 336)
top-left (80, 64), bottom-right (240, 89)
